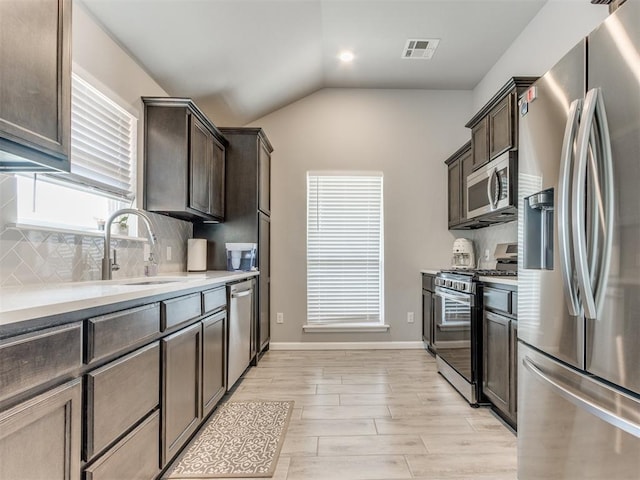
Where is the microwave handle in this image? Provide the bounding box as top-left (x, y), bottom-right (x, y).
top-left (487, 168), bottom-right (500, 209)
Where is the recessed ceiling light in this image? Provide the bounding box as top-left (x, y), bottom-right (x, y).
top-left (339, 51), bottom-right (354, 63)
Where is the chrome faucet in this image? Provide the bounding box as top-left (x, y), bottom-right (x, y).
top-left (102, 208), bottom-right (157, 280)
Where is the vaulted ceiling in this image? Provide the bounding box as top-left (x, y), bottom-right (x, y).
top-left (80, 0), bottom-right (548, 125)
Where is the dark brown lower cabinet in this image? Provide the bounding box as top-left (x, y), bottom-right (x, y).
top-left (85, 342), bottom-right (160, 460)
top-left (161, 322), bottom-right (202, 467)
top-left (483, 308), bottom-right (517, 427)
top-left (202, 311), bottom-right (226, 418)
top-left (162, 310), bottom-right (227, 468)
top-left (483, 311), bottom-right (510, 413)
top-left (258, 213), bottom-right (270, 352)
top-left (0, 379), bottom-right (81, 480)
top-left (84, 411), bottom-right (160, 480)
top-left (509, 320), bottom-right (518, 423)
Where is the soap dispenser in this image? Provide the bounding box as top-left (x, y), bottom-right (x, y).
top-left (144, 252), bottom-right (158, 277)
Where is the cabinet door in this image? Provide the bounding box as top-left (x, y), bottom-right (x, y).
top-left (483, 311), bottom-right (510, 414)
top-left (422, 289), bottom-right (434, 350)
top-left (210, 137), bottom-right (225, 219)
top-left (85, 342), bottom-right (159, 460)
top-left (84, 411), bottom-right (159, 480)
top-left (0, 0), bottom-right (71, 171)
top-left (0, 379), bottom-right (81, 480)
top-left (460, 148), bottom-right (473, 222)
top-left (447, 160), bottom-right (461, 227)
top-left (258, 142), bottom-right (271, 214)
top-left (489, 93), bottom-right (514, 159)
top-left (161, 322), bottom-right (202, 467)
top-left (510, 320), bottom-right (518, 422)
top-left (189, 115), bottom-right (212, 216)
top-left (471, 117), bottom-right (490, 170)
top-left (202, 311), bottom-right (226, 418)
top-left (258, 213), bottom-right (270, 351)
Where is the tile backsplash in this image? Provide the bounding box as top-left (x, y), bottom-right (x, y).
top-left (453, 221), bottom-right (518, 269)
top-left (0, 174), bottom-right (192, 287)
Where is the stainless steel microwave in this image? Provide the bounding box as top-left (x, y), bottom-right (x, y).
top-left (466, 151), bottom-right (517, 220)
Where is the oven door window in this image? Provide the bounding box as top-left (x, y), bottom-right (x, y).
top-left (434, 287), bottom-right (472, 382)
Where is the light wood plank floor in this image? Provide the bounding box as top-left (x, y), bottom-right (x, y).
top-left (220, 349), bottom-right (517, 480)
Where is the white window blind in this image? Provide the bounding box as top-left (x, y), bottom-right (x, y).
top-left (50, 74), bottom-right (136, 200)
top-left (306, 172), bottom-right (384, 325)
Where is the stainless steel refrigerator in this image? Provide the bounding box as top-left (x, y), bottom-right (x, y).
top-left (517, 1), bottom-right (640, 478)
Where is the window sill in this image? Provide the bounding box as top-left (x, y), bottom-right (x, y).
top-left (303, 323), bottom-right (390, 333)
top-left (7, 222), bottom-right (148, 242)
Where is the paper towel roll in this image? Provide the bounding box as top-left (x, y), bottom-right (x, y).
top-left (187, 239), bottom-right (207, 272)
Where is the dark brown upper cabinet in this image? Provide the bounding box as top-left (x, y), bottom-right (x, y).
top-left (445, 141), bottom-right (476, 230)
top-left (194, 127), bottom-right (273, 355)
top-left (142, 97), bottom-right (227, 222)
top-left (466, 77), bottom-right (537, 172)
top-left (0, 0), bottom-right (71, 172)
top-left (258, 141), bottom-right (271, 215)
top-left (470, 117), bottom-right (489, 171)
top-left (489, 94), bottom-right (514, 159)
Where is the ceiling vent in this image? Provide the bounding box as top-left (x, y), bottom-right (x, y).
top-left (402, 39), bottom-right (440, 60)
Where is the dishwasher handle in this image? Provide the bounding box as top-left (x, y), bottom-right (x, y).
top-left (231, 290), bottom-right (252, 299)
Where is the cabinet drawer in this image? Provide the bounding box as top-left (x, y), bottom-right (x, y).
top-left (0, 322), bottom-right (82, 402)
top-left (161, 293), bottom-right (202, 330)
top-left (84, 410), bottom-right (160, 480)
top-left (203, 286), bottom-right (226, 314)
top-left (86, 303), bottom-right (160, 363)
top-left (484, 287), bottom-right (511, 314)
top-left (85, 342), bottom-right (160, 460)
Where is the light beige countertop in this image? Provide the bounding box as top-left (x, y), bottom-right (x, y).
top-left (420, 268), bottom-right (443, 275)
top-left (479, 276), bottom-right (518, 287)
top-left (0, 271), bottom-right (258, 331)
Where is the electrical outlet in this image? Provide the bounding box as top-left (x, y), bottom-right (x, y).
top-left (276, 312), bottom-right (284, 324)
top-left (143, 244), bottom-right (151, 259)
top-left (407, 312), bottom-right (415, 323)
top-left (484, 249), bottom-right (490, 261)
top-left (166, 246), bottom-right (172, 261)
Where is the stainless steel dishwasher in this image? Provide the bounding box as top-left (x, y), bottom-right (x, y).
top-left (227, 279), bottom-right (254, 389)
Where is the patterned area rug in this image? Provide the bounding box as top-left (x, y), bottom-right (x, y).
top-left (165, 401), bottom-right (293, 478)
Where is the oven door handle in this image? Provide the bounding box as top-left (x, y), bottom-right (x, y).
top-left (434, 286), bottom-right (473, 306)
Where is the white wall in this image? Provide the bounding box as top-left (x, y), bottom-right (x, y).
top-left (73, 2), bottom-right (169, 203)
top-left (472, 0), bottom-right (608, 111)
top-left (250, 88), bottom-right (470, 343)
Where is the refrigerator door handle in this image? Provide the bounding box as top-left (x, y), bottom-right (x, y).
top-left (573, 89), bottom-right (599, 319)
top-left (573, 88), bottom-right (615, 320)
top-left (523, 356), bottom-right (640, 438)
top-left (591, 91), bottom-right (614, 315)
top-left (558, 99), bottom-right (582, 316)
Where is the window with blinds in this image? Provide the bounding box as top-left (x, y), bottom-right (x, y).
top-left (15, 74), bottom-right (136, 230)
top-left (52, 73), bottom-right (136, 200)
top-left (306, 172), bottom-right (384, 325)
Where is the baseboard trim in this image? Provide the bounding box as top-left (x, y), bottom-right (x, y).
top-left (269, 341), bottom-right (425, 351)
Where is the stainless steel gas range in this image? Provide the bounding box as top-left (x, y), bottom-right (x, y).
top-left (433, 270), bottom-right (484, 405)
top-left (433, 268), bottom-right (516, 406)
